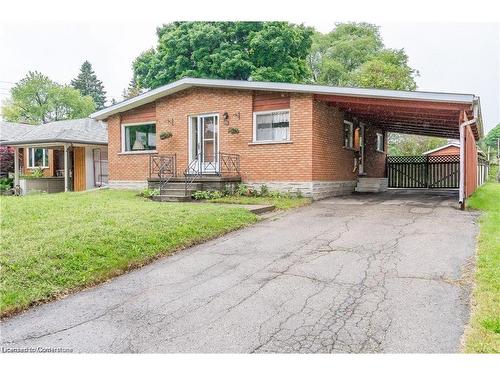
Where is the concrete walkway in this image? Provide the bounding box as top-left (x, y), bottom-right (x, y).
top-left (0, 191), bottom-right (479, 353)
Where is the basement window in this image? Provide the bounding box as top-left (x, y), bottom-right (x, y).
top-left (253, 110), bottom-right (290, 142)
top-left (376, 132), bottom-right (385, 152)
top-left (27, 148), bottom-right (49, 168)
top-left (122, 123), bottom-right (156, 152)
top-left (343, 121), bottom-right (354, 149)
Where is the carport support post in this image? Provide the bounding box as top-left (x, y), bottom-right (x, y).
top-left (64, 144), bottom-right (69, 192)
top-left (459, 109), bottom-right (478, 210)
top-left (13, 147), bottom-right (19, 189)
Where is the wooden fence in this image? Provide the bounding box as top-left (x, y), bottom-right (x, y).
top-left (386, 155), bottom-right (460, 189)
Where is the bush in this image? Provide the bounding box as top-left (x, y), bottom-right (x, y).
top-left (139, 188), bottom-right (160, 198)
top-left (192, 190), bottom-right (224, 200)
top-left (259, 184), bottom-right (269, 197)
top-left (0, 177), bottom-right (13, 192)
top-left (31, 167), bottom-right (44, 178)
top-left (236, 183), bottom-right (258, 197)
top-left (0, 147), bottom-right (14, 176)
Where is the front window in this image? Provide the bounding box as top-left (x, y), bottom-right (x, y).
top-left (344, 121), bottom-right (354, 149)
top-left (123, 123), bottom-right (156, 152)
top-left (28, 148), bottom-right (48, 168)
top-left (254, 110), bottom-right (290, 142)
top-left (376, 132), bottom-right (385, 152)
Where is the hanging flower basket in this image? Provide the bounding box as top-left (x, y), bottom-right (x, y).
top-left (160, 131), bottom-right (173, 140)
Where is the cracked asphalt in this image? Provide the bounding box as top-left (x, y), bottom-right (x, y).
top-left (0, 190), bottom-right (479, 353)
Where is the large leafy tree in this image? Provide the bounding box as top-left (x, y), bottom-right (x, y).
top-left (71, 61), bottom-right (107, 109)
top-left (133, 22), bottom-right (313, 89)
top-left (482, 123), bottom-right (500, 149)
top-left (388, 133), bottom-right (447, 156)
top-left (2, 71), bottom-right (95, 124)
top-left (309, 22), bottom-right (418, 90)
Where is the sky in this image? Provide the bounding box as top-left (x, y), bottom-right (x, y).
top-left (0, 1), bottom-right (499, 133)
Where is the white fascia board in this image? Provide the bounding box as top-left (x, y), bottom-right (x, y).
top-left (91, 77), bottom-right (476, 121)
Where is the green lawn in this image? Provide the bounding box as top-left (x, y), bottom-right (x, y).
top-left (0, 189), bottom-right (258, 317)
top-left (210, 196), bottom-right (312, 210)
top-left (464, 179), bottom-right (500, 353)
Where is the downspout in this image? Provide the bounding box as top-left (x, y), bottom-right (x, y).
top-left (459, 104), bottom-right (478, 210)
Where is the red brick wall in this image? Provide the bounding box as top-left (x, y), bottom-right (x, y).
top-left (428, 145), bottom-right (459, 156)
top-left (363, 126), bottom-right (387, 178)
top-left (107, 88), bottom-right (314, 182)
top-left (106, 87), bottom-right (390, 184)
top-left (311, 100), bottom-right (357, 181)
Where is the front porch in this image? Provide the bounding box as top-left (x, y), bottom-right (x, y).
top-left (147, 153), bottom-right (241, 201)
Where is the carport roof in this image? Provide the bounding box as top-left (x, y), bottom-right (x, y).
top-left (90, 77), bottom-right (483, 140)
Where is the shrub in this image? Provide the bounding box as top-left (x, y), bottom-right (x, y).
top-left (31, 167), bottom-right (44, 178)
top-left (0, 177), bottom-right (13, 192)
top-left (192, 190), bottom-right (224, 200)
top-left (259, 184), bottom-right (269, 197)
top-left (139, 188), bottom-right (160, 198)
top-left (236, 183), bottom-right (257, 197)
top-left (0, 146), bottom-right (14, 176)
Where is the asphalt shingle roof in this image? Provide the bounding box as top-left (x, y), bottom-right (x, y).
top-left (0, 118), bottom-right (108, 145)
top-left (0, 122), bottom-right (34, 142)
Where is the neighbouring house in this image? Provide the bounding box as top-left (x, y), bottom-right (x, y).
top-left (0, 121), bottom-right (33, 178)
top-left (89, 78), bottom-right (484, 205)
top-left (423, 142), bottom-right (461, 156)
top-left (0, 119), bottom-right (108, 194)
top-left (423, 141), bottom-right (487, 158)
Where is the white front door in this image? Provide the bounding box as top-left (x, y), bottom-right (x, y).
top-left (189, 114), bottom-right (219, 173)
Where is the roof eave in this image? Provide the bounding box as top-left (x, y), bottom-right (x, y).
top-left (90, 78), bottom-right (476, 121)
top-left (0, 139), bottom-right (108, 146)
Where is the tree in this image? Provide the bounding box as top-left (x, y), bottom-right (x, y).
top-left (133, 22), bottom-right (313, 89)
top-left (388, 133), bottom-right (447, 156)
top-left (482, 123), bottom-right (500, 149)
top-left (71, 61), bottom-right (107, 109)
top-left (2, 71), bottom-right (95, 124)
top-left (309, 23), bottom-right (418, 90)
top-left (122, 77), bottom-right (143, 99)
top-left (0, 146), bottom-right (15, 176)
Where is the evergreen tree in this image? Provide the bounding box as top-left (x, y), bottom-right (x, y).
top-left (71, 61), bottom-right (107, 109)
top-left (122, 77), bottom-right (143, 99)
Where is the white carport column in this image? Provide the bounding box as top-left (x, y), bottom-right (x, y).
top-left (13, 147), bottom-right (19, 189)
top-left (64, 144), bottom-right (69, 192)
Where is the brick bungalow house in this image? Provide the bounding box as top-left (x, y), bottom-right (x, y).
top-left (90, 78), bottom-right (483, 204)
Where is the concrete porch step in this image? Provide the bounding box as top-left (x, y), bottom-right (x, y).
top-left (355, 187), bottom-right (384, 193)
top-left (160, 182), bottom-right (202, 190)
top-left (355, 177), bottom-right (388, 193)
top-left (151, 195), bottom-right (192, 202)
top-left (158, 188), bottom-right (196, 197)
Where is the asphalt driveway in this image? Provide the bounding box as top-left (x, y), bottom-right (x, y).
top-left (0, 190), bottom-right (479, 353)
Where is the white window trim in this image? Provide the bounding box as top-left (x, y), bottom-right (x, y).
top-left (376, 132), bottom-right (385, 152)
top-left (27, 148), bottom-right (49, 169)
top-left (253, 109), bottom-right (291, 143)
top-left (343, 120), bottom-right (354, 149)
top-left (121, 121), bottom-right (157, 153)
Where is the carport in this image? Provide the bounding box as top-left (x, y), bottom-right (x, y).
top-left (315, 90), bottom-right (484, 208)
